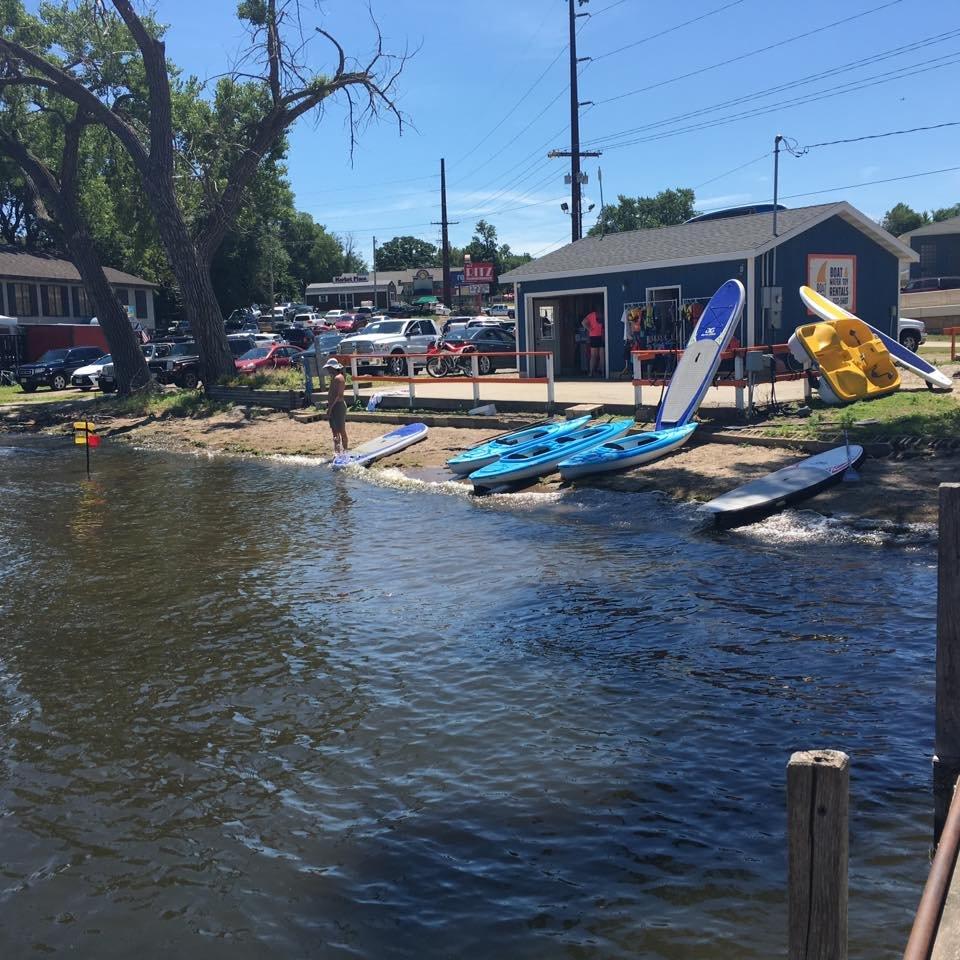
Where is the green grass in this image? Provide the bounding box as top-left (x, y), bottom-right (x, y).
top-left (759, 389), bottom-right (960, 441)
top-left (0, 384), bottom-right (87, 405)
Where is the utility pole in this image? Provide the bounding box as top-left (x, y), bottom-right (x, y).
top-left (549, 0), bottom-right (601, 243)
top-left (431, 158), bottom-right (458, 308)
top-left (372, 235), bottom-right (378, 309)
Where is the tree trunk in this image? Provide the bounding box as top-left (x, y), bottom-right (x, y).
top-left (148, 184), bottom-right (234, 386)
top-left (65, 217), bottom-right (152, 394)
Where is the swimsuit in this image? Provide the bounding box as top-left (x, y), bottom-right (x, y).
top-left (329, 399), bottom-right (347, 432)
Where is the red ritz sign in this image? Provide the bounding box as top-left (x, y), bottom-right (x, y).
top-left (464, 262), bottom-right (495, 283)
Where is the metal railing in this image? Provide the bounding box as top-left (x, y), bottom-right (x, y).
top-left (335, 350), bottom-right (555, 411)
top-left (630, 344), bottom-right (810, 412)
top-left (945, 326), bottom-right (960, 362)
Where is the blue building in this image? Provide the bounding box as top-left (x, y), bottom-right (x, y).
top-left (499, 202), bottom-right (916, 378)
top-left (902, 214), bottom-right (960, 281)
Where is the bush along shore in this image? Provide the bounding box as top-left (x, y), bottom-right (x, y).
top-left (0, 380), bottom-right (957, 527)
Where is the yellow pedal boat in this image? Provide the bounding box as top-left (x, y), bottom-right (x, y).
top-left (787, 316), bottom-right (900, 405)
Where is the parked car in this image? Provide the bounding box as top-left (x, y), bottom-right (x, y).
top-left (227, 334), bottom-right (258, 357)
top-left (142, 342), bottom-right (172, 361)
top-left (323, 309), bottom-right (348, 322)
top-left (486, 303), bottom-right (515, 319)
top-left (338, 317), bottom-right (441, 375)
top-left (17, 345), bottom-right (106, 392)
top-left (901, 276), bottom-right (960, 293)
top-left (440, 325), bottom-right (517, 374)
top-left (71, 354), bottom-right (113, 389)
top-left (148, 340), bottom-right (201, 388)
top-left (384, 304), bottom-right (412, 318)
top-left (291, 332), bottom-right (345, 369)
top-left (225, 308), bottom-right (260, 333)
top-left (234, 342), bottom-right (303, 374)
top-left (98, 361), bottom-right (117, 393)
top-left (335, 313), bottom-right (368, 333)
top-left (897, 317), bottom-right (927, 352)
top-left (282, 326), bottom-right (321, 350)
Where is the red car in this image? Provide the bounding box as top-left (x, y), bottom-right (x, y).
top-left (334, 314), bottom-right (368, 333)
top-left (235, 342), bottom-right (303, 374)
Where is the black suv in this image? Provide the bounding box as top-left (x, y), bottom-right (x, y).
top-left (16, 345), bottom-right (106, 392)
top-left (148, 340), bottom-right (201, 388)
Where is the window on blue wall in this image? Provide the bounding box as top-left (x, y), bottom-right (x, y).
top-left (919, 242), bottom-right (937, 274)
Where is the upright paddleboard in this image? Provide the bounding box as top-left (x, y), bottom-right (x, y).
top-left (332, 422), bottom-right (428, 469)
top-left (656, 279), bottom-right (745, 429)
top-left (700, 444), bottom-right (865, 529)
top-left (799, 285), bottom-right (952, 390)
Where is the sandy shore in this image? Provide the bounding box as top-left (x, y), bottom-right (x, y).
top-left (1, 401), bottom-right (944, 527)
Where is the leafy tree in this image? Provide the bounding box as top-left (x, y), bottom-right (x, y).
top-left (932, 203), bottom-right (960, 223)
top-left (881, 202), bottom-right (928, 236)
top-left (587, 188), bottom-right (697, 236)
top-left (374, 235), bottom-right (438, 270)
top-left (0, 0), bottom-right (407, 384)
top-left (463, 219), bottom-right (531, 280)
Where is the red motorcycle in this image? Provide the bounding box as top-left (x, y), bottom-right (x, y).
top-left (425, 338), bottom-right (477, 378)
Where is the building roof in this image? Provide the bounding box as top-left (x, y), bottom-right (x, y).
top-left (901, 214), bottom-right (960, 239)
top-left (501, 201), bottom-right (916, 282)
top-left (306, 279), bottom-right (396, 296)
top-left (0, 246), bottom-right (157, 287)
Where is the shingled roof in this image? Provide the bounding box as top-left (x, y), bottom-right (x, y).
top-left (502, 201), bottom-right (915, 282)
top-left (901, 213), bottom-right (960, 239)
top-left (0, 246), bottom-right (157, 287)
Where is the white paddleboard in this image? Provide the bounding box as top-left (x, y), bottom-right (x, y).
top-left (332, 422), bottom-right (428, 469)
top-left (656, 279), bottom-right (745, 429)
top-left (701, 444), bottom-right (864, 528)
top-left (799, 285), bottom-right (952, 390)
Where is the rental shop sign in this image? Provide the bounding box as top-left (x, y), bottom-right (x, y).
top-left (806, 254), bottom-right (856, 312)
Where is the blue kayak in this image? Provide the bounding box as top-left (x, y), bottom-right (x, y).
top-left (558, 423), bottom-right (697, 481)
top-left (446, 416), bottom-right (591, 475)
top-left (468, 419), bottom-right (633, 488)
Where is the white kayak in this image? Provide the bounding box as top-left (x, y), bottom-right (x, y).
top-left (799, 285), bottom-right (953, 390)
top-left (701, 444), bottom-right (865, 529)
top-left (332, 422), bottom-right (428, 469)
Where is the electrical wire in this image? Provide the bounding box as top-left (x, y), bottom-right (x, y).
top-left (592, 0), bottom-right (906, 107)
top-left (693, 151), bottom-right (771, 190)
top-left (591, 0), bottom-right (750, 62)
top-left (802, 120), bottom-right (960, 150)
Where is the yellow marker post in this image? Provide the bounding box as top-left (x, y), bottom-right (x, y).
top-left (72, 421), bottom-right (99, 475)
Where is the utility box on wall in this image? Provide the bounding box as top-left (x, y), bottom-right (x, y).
top-left (762, 286), bottom-right (783, 330)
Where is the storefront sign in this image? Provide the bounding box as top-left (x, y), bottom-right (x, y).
top-left (461, 283), bottom-right (489, 295)
top-left (333, 274), bottom-right (369, 283)
top-left (464, 262), bottom-right (495, 284)
top-left (806, 255), bottom-right (856, 312)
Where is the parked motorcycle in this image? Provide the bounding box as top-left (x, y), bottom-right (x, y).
top-left (425, 339), bottom-right (477, 378)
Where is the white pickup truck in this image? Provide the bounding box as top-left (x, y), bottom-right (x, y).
top-left (338, 317), bottom-right (441, 375)
top-left (897, 317), bottom-right (926, 353)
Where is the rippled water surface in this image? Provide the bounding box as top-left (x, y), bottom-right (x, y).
top-left (0, 435), bottom-right (937, 958)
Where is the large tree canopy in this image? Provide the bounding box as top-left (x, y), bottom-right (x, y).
top-left (587, 188), bottom-right (697, 236)
top-left (374, 235), bottom-right (439, 271)
top-left (464, 219), bottom-right (531, 278)
top-left (0, 0), bottom-right (407, 384)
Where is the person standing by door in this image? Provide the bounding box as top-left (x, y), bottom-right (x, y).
top-left (582, 308), bottom-right (604, 377)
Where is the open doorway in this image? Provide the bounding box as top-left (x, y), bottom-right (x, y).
top-left (529, 289), bottom-right (606, 378)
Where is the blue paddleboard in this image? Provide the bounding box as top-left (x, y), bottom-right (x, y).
top-left (656, 279), bottom-right (745, 429)
top-left (332, 422), bottom-right (428, 469)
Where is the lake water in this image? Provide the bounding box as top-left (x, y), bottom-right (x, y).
top-left (0, 435), bottom-right (938, 958)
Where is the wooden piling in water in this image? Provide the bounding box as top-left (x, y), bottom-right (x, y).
top-left (935, 484), bottom-right (960, 846)
top-left (787, 749), bottom-right (849, 960)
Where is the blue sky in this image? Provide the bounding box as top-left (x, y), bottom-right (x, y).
top-left (50, 1), bottom-right (960, 256)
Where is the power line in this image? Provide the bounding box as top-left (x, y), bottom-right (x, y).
top-left (592, 0), bottom-right (906, 107)
top-left (803, 120), bottom-right (960, 150)
top-left (694, 151), bottom-right (771, 189)
top-left (779, 164), bottom-right (960, 202)
top-left (591, 51), bottom-right (960, 151)
top-left (592, 0), bottom-right (750, 62)
top-left (587, 27), bottom-right (960, 146)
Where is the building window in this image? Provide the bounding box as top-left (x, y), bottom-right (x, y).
top-left (115, 287), bottom-right (129, 306)
top-left (339, 293), bottom-right (355, 309)
top-left (43, 284), bottom-right (68, 317)
top-left (919, 242), bottom-right (937, 274)
top-left (134, 289), bottom-right (148, 319)
top-left (13, 282), bottom-right (35, 316)
top-left (71, 286), bottom-right (93, 317)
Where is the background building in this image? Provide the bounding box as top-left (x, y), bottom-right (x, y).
top-left (500, 201), bottom-right (915, 379)
top-left (0, 247), bottom-right (157, 329)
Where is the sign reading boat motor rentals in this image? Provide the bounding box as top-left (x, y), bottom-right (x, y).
top-left (806, 254), bottom-right (856, 314)
top-left (464, 262), bottom-right (495, 284)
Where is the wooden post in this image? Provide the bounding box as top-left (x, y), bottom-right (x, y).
top-left (935, 483), bottom-right (960, 845)
top-left (787, 749), bottom-right (849, 960)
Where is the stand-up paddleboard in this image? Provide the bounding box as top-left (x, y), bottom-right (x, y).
top-left (332, 422), bottom-right (428, 469)
top-left (468, 419), bottom-right (633, 489)
top-left (799, 285), bottom-right (952, 390)
top-left (656, 279), bottom-right (745, 430)
top-left (557, 423), bottom-right (696, 481)
top-left (446, 416), bottom-right (591, 475)
top-left (700, 444), bottom-right (865, 529)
